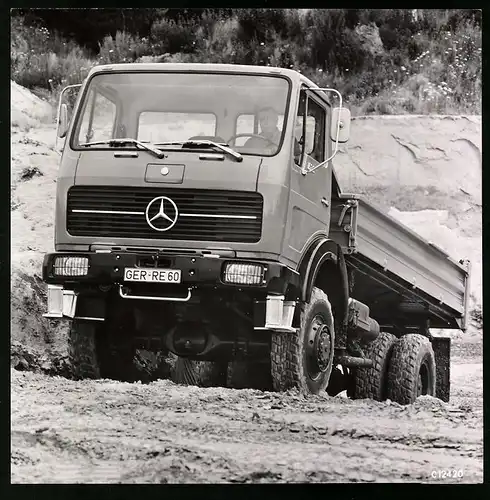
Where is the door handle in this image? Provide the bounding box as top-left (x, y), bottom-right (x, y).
top-left (321, 197), bottom-right (330, 207)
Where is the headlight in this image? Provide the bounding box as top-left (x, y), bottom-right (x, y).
top-left (53, 256), bottom-right (89, 276)
top-left (222, 262), bottom-right (265, 285)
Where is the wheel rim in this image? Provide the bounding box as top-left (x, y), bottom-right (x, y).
top-left (305, 314), bottom-right (333, 381)
top-left (417, 361), bottom-right (431, 396)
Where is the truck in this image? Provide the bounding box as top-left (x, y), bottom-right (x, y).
top-left (41, 63), bottom-right (471, 405)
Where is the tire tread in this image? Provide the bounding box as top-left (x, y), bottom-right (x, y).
top-left (387, 333), bottom-right (436, 405)
top-left (68, 321), bottom-right (101, 380)
top-left (354, 331), bottom-right (396, 401)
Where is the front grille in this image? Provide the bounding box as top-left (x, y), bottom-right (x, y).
top-left (66, 186), bottom-right (263, 243)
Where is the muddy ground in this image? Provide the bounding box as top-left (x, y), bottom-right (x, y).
top-left (10, 82), bottom-right (483, 483)
top-left (10, 339), bottom-right (483, 484)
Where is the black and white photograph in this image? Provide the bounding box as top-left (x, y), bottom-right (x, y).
top-left (10, 8), bottom-right (482, 483)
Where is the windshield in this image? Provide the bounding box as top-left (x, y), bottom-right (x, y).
top-left (72, 71), bottom-right (291, 157)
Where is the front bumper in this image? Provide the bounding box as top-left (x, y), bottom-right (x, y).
top-left (42, 251), bottom-right (298, 290)
top-left (42, 251), bottom-right (300, 330)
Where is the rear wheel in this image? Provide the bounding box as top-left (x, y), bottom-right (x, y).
top-left (174, 357), bottom-right (228, 388)
top-left (270, 287), bottom-right (335, 394)
top-left (354, 331), bottom-right (397, 401)
top-left (387, 334), bottom-right (436, 405)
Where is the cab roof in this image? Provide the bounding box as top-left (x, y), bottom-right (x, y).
top-left (87, 62), bottom-right (321, 90)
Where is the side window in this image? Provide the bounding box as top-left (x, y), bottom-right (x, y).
top-left (78, 91), bottom-right (116, 143)
top-left (295, 93), bottom-right (326, 163)
top-left (235, 113), bottom-right (285, 146)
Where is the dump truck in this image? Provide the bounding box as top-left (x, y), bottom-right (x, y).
top-left (42, 63), bottom-right (471, 404)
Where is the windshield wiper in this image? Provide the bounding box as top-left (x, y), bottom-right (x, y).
top-left (153, 140), bottom-right (243, 162)
top-left (80, 138), bottom-right (166, 159)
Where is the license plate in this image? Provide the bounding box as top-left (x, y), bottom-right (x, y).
top-left (124, 268), bottom-right (182, 283)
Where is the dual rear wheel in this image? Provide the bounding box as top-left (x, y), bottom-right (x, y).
top-left (355, 332), bottom-right (436, 404)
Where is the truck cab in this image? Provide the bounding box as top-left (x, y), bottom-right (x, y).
top-left (42, 63), bottom-right (469, 404)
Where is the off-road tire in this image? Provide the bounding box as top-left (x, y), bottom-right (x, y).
top-left (227, 360), bottom-right (273, 391)
top-left (387, 334), bottom-right (436, 405)
top-left (354, 331), bottom-right (397, 401)
top-left (68, 320), bottom-right (101, 380)
top-left (174, 358), bottom-right (228, 388)
top-left (271, 287), bottom-right (335, 394)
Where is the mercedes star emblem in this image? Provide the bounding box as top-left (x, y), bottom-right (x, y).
top-left (145, 196), bottom-right (179, 232)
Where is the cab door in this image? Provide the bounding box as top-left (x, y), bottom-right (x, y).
top-left (283, 89), bottom-right (332, 266)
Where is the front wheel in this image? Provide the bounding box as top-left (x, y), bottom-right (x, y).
top-left (270, 287), bottom-right (335, 394)
top-left (68, 320), bottom-right (101, 380)
top-left (387, 334), bottom-right (436, 405)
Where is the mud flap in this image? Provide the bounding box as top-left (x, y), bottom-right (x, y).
top-left (431, 336), bottom-right (450, 402)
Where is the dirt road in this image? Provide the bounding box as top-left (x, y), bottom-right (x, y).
top-left (11, 340), bottom-right (483, 484)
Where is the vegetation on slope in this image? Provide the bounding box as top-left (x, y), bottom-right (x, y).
top-left (10, 8), bottom-right (481, 115)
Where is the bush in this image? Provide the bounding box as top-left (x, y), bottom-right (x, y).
top-left (194, 14), bottom-right (241, 63)
top-left (98, 31), bottom-right (151, 64)
top-left (11, 16), bottom-right (94, 92)
top-left (150, 17), bottom-right (198, 54)
top-left (236, 9), bottom-right (289, 42)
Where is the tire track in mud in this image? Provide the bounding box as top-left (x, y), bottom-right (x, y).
top-left (11, 363), bottom-right (483, 484)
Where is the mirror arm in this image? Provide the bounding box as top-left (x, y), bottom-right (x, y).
top-left (85, 90), bottom-right (97, 143)
top-left (303, 87), bottom-right (343, 174)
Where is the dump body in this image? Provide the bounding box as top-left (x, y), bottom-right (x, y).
top-left (330, 193), bottom-right (470, 330)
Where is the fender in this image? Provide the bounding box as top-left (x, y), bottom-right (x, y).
top-left (297, 236), bottom-right (350, 333)
top-left (297, 237), bottom-right (340, 301)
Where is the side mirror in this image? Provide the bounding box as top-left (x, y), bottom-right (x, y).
top-left (330, 107), bottom-right (351, 143)
top-left (57, 103), bottom-right (69, 138)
